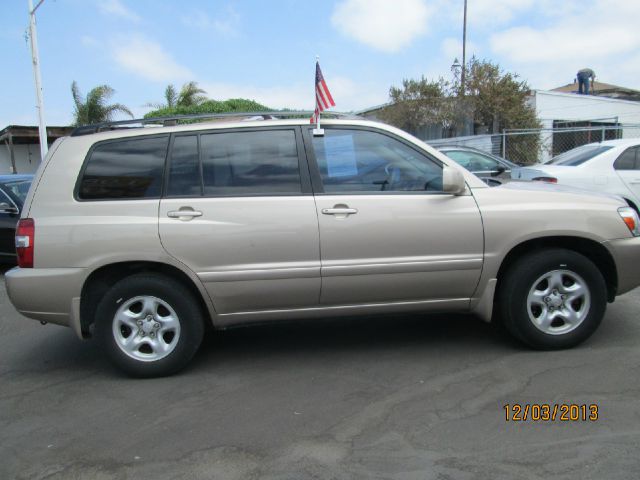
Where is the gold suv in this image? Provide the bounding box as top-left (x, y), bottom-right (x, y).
top-left (6, 113), bottom-right (640, 377)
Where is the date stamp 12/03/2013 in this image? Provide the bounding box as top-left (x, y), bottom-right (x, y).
top-left (504, 404), bottom-right (599, 422)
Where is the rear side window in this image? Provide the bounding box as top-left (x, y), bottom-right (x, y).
top-left (200, 130), bottom-right (301, 196)
top-left (548, 145), bottom-right (613, 166)
top-left (167, 135), bottom-right (201, 196)
top-left (79, 136), bottom-right (169, 200)
top-left (614, 147), bottom-right (639, 170)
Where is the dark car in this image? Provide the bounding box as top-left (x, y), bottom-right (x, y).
top-left (0, 174), bottom-right (33, 262)
top-left (436, 146), bottom-right (520, 184)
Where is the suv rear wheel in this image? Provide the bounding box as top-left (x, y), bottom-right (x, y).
top-left (498, 249), bottom-right (607, 349)
top-left (95, 274), bottom-right (205, 377)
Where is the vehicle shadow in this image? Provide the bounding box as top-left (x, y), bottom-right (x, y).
top-left (190, 312), bottom-right (521, 373)
top-left (4, 312), bottom-right (521, 378)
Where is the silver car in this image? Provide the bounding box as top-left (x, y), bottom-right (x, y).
top-left (6, 115), bottom-right (640, 377)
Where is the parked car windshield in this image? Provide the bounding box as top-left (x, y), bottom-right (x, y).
top-left (0, 177), bottom-right (32, 204)
top-left (547, 145), bottom-right (614, 166)
top-left (442, 150), bottom-right (517, 171)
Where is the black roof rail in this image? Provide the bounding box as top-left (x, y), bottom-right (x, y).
top-left (70, 111), bottom-right (361, 137)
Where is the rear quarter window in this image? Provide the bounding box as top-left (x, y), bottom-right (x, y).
top-left (78, 136), bottom-right (169, 200)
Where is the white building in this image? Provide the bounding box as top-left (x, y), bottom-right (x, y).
top-left (0, 125), bottom-right (72, 174)
top-left (529, 84), bottom-right (640, 162)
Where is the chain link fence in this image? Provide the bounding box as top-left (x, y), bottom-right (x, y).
top-left (428, 124), bottom-right (640, 165)
top-left (503, 125), bottom-right (640, 165)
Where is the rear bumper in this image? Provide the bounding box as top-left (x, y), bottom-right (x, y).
top-left (604, 236), bottom-right (640, 296)
top-left (5, 267), bottom-right (86, 338)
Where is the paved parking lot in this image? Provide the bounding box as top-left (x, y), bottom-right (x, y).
top-left (1, 268), bottom-right (639, 480)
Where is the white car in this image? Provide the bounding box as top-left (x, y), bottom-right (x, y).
top-left (513, 139), bottom-right (640, 212)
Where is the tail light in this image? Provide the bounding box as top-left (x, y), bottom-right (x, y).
top-left (532, 177), bottom-right (558, 183)
top-left (15, 218), bottom-right (34, 268)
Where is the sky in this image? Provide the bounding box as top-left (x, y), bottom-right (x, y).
top-left (2, 0), bottom-right (640, 127)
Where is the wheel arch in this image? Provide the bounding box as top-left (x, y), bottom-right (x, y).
top-left (80, 261), bottom-right (214, 338)
top-left (495, 236), bottom-right (618, 303)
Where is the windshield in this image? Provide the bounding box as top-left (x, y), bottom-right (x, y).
top-left (0, 178), bottom-right (32, 204)
top-left (547, 145), bottom-right (613, 166)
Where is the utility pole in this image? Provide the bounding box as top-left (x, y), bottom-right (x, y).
top-left (28, 0), bottom-right (48, 161)
top-left (461, 0), bottom-right (467, 95)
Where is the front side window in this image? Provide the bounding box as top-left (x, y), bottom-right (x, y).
top-left (311, 129), bottom-right (442, 193)
top-left (79, 136), bottom-right (169, 200)
top-left (200, 130), bottom-right (301, 195)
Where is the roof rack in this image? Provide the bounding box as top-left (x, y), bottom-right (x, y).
top-left (70, 111), bottom-right (361, 137)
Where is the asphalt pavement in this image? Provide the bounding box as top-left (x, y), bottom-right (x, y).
top-left (1, 267), bottom-right (640, 480)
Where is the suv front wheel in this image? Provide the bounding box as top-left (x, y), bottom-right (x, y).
top-left (498, 249), bottom-right (607, 349)
top-left (95, 274), bottom-right (205, 377)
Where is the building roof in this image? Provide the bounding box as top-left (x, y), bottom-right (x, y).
top-left (0, 125), bottom-right (74, 145)
top-left (551, 81), bottom-right (640, 101)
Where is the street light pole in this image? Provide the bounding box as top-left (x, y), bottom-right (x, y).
top-left (461, 0), bottom-right (467, 95)
top-left (28, 0), bottom-right (48, 161)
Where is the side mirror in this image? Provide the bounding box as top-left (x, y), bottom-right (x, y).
top-left (0, 202), bottom-right (18, 214)
top-left (442, 166), bottom-right (467, 195)
top-left (491, 165), bottom-right (506, 177)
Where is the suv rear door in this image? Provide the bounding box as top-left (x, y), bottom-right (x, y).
top-left (159, 127), bottom-right (321, 314)
top-left (304, 126), bottom-right (484, 308)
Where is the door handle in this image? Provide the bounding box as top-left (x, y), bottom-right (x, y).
top-left (167, 208), bottom-right (203, 219)
top-left (322, 207), bottom-right (358, 215)
top-left (629, 179), bottom-right (640, 185)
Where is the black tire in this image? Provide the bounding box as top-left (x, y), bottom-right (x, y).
top-left (497, 249), bottom-right (607, 350)
top-left (95, 273), bottom-right (205, 377)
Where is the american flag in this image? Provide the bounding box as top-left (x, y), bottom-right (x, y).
top-left (311, 61), bottom-right (335, 124)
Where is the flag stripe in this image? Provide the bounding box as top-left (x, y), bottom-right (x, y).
top-left (317, 87), bottom-right (329, 110)
top-left (319, 80), bottom-right (335, 106)
top-left (312, 61), bottom-right (335, 122)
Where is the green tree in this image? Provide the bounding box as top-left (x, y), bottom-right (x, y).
top-left (381, 58), bottom-right (542, 163)
top-left (176, 81), bottom-right (207, 107)
top-left (144, 98), bottom-right (271, 120)
top-left (71, 81), bottom-right (133, 126)
top-left (379, 77), bottom-right (454, 136)
top-left (464, 57), bottom-right (540, 134)
top-left (147, 82), bottom-right (207, 111)
top-left (164, 84), bottom-right (178, 108)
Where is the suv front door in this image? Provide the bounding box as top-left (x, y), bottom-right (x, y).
top-left (305, 127), bottom-right (484, 308)
top-left (159, 128), bottom-right (321, 315)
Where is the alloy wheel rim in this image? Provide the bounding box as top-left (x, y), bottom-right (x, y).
top-left (526, 269), bottom-right (591, 335)
top-left (112, 295), bottom-right (181, 362)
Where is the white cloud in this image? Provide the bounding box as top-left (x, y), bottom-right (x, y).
top-left (331, 0), bottom-right (432, 53)
top-left (80, 35), bottom-right (99, 48)
top-left (488, 0), bottom-right (640, 89)
top-left (201, 76), bottom-right (387, 112)
top-left (440, 37), bottom-right (480, 64)
top-left (181, 7), bottom-right (240, 37)
top-left (98, 0), bottom-right (140, 22)
top-left (465, 0), bottom-right (535, 29)
top-left (491, 25), bottom-right (640, 64)
top-left (112, 35), bottom-right (194, 82)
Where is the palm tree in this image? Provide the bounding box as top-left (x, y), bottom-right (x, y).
top-left (71, 81), bottom-right (134, 126)
top-left (176, 81), bottom-right (207, 107)
top-left (146, 81), bottom-right (207, 111)
top-left (164, 84), bottom-right (178, 108)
